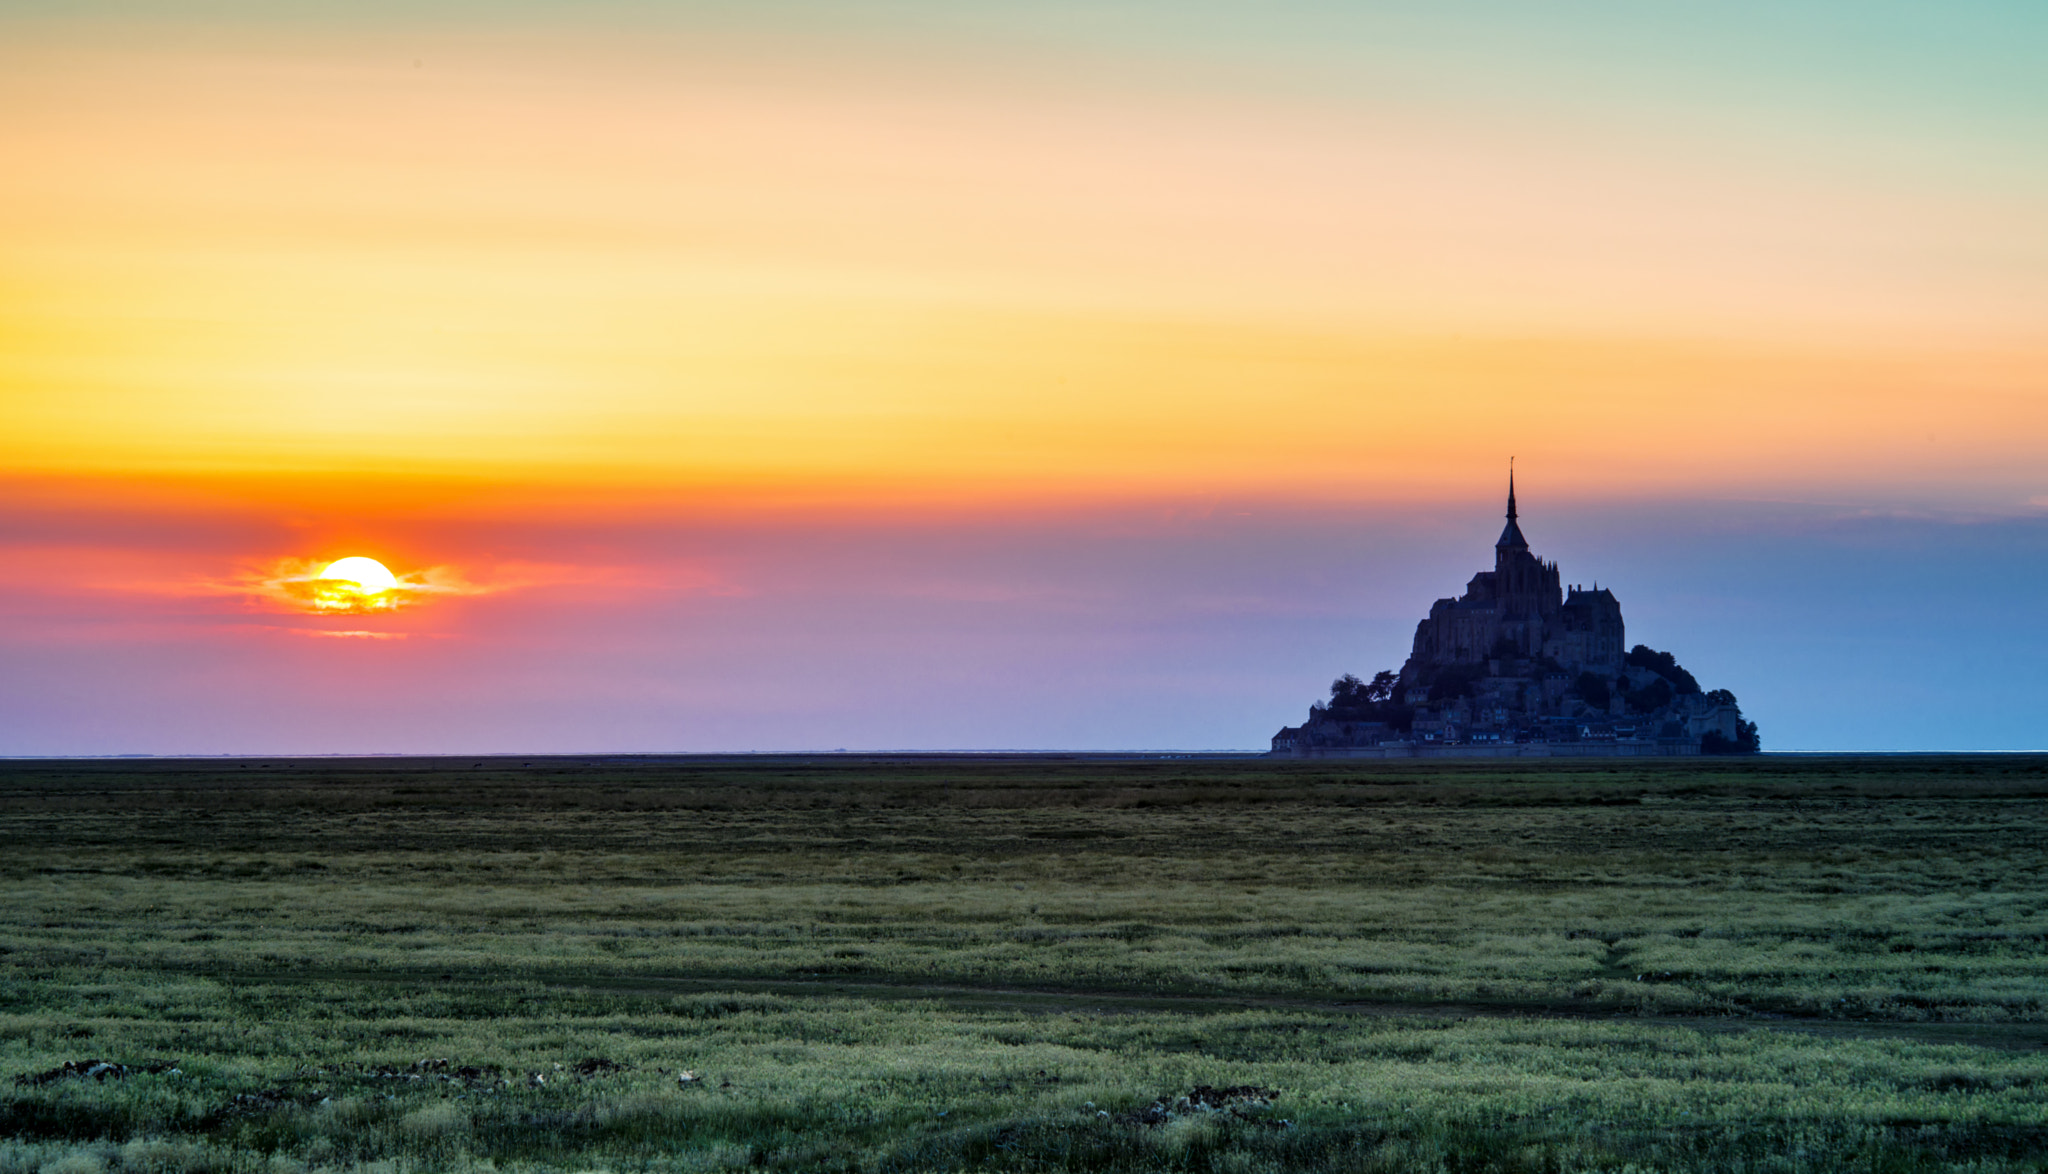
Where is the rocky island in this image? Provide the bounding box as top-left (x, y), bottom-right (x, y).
top-left (1272, 475), bottom-right (1759, 757)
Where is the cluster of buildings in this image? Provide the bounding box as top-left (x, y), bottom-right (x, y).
top-left (1271, 476), bottom-right (1756, 758)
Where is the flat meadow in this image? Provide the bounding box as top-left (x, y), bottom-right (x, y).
top-left (1, 754), bottom-right (2045, 1172)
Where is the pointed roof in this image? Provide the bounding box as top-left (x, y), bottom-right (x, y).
top-left (1495, 465), bottom-right (1528, 550)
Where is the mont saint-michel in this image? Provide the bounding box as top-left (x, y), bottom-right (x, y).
top-left (1273, 476), bottom-right (1759, 757)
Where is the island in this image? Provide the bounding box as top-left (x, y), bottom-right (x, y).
top-left (1272, 475), bottom-right (1760, 757)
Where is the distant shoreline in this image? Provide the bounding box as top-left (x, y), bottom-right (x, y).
top-left (3, 748), bottom-right (2043, 763)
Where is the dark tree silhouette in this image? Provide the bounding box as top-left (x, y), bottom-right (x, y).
top-left (1623, 676), bottom-right (1673, 714)
top-left (1625, 645), bottom-right (1701, 694)
top-left (1312, 669), bottom-right (1413, 731)
top-left (1573, 671), bottom-right (1610, 708)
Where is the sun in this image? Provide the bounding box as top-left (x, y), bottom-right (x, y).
top-left (302, 556), bottom-right (406, 612)
top-left (318, 556), bottom-right (399, 593)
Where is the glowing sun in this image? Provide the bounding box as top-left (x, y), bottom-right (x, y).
top-left (307, 556), bottom-right (404, 612)
top-left (318, 556), bottom-right (399, 593)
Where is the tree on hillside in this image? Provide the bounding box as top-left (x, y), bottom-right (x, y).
top-left (1573, 672), bottom-right (1610, 709)
top-left (1329, 674), bottom-right (1366, 707)
top-left (1626, 645), bottom-right (1700, 694)
top-left (1622, 676), bottom-right (1673, 714)
top-left (1702, 720), bottom-right (1761, 755)
top-left (1365, 670), bottom-right (1399, 704)
top-left (1316, 669), bottom-right (1414, 732)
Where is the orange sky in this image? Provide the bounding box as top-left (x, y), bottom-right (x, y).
top-left (5, 21), bottom-right (2045, 512)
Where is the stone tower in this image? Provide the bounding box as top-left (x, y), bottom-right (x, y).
top-left (1402, 472), bottom-right (1613, 673)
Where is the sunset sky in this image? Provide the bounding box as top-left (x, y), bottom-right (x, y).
top-left (4, 1), bottom-right (2045, 753)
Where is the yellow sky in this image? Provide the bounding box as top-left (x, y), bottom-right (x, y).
top-left (5, 28), bottom-right (2045, 507)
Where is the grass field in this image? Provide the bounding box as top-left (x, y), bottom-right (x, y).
top-left (2, 754), bottom-right (2045, 1172)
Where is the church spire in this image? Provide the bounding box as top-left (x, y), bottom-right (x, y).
top-left (1495, 460), bottom-right (1528, 552)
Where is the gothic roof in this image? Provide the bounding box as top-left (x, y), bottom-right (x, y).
top-left (1495, 468), bottom-right (1528, 550)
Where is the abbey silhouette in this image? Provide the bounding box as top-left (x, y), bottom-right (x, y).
top-left (1272, 473), bottom-right (1757, 756)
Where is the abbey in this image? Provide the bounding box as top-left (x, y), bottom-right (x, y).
top-left (1271, 476), bottom-right (1758, 757)
top-left (1408, 474), bottom-right (1624, 675)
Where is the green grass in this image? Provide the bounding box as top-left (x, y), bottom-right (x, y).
top-left (2, 754), bottom-right (2045, 1171)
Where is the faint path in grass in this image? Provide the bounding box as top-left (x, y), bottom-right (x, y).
top-left (250, 964), bottom-right (2048, 1054)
